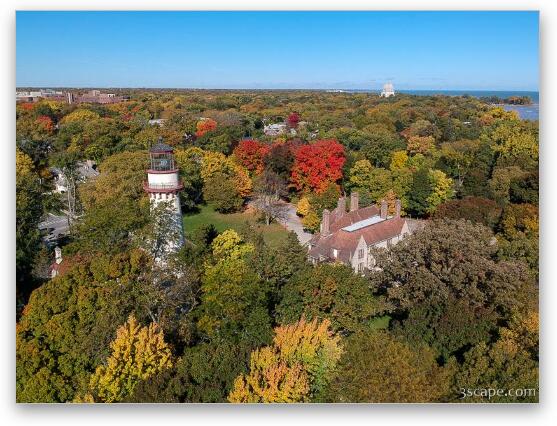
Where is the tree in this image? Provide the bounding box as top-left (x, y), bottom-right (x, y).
top-left (348, 159), bottom-right (394, 205)
top-left (407, 135), bottom-right (435, 155)
top-left (173, 147), bottom-right (204, 210)
top-left (79, 150), bottom-right (148, 209)
top-left (87, 315), bottom-right (173, 402)
top-left (228, 318), bottom-right (342, 403)
top-left (17, 250), bottom-right (150, 402)
top-left (407, 167), bottom-right (431, 217)
top-left (195, 118), bottom-right (217, 137)
top-left (251, 170), bottom-right (288, 225)
top-left (296, 196), bottom-right (311, 217)
top-left (277, 264), bottom-right (382, 334)
top-left (389, 150), bottom-right (409, 171)
top-left (434, 196), bottom-right (502, 230)
top-left (393, 296), bottom-right (497, 363)
top-left (203, 172), bottom-right (244, 213)
top-left (52, 151), bottom-right (82, 223)
top-left (60, 108), bottom-right (100, 125)
top-left (287, 112), bottom-right (300, 129)
top-left (488, 119), bottom-right (538, 166)
top-left (16, 149), bottom-right (44, 298)
top-left (455, 323), bottom-right (539, 403)
top-left (125, 338), bottom-right (256, 403)
top-left (233, 139), bottom-right (270, 174)
top-left (327, 330), bottom-right (454, 403)
top-left (196, 231), bottom-right (271, 343)
top-left (426, 169), bottom-right (454, 214)
top-left (201, 151), bottom-right (252, 208)
top-left (489, 166), bottom-right (527, 206)
top-left (370, 219), bottom-right (537, 318)
top-left (291, 139), bottom-right (345, 193)
top-left (264, 142), bottom-right (295, 181)
top-left (360, 128), bottom-right (405, 168)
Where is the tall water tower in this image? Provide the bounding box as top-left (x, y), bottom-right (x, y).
top-left (380, 82), bottom-right (395, 98)
top-left (143, 137), bottom-right (185, 255)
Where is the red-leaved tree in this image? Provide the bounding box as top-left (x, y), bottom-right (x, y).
top-left (233, 139), bottom-right (271, 174)
top-left (35, 115), bottom-right (55, 134)
top-left (196, 118), bottom-right (217, 137)
top-left (287, 112), bottom-right (300, 129)
top-left (291, 139), bottom-right (345, 193)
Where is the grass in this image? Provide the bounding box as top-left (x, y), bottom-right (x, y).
top-left (367, 315), bottom-right (391, 330)
top-left (183, 204), bottom-right (290, 248)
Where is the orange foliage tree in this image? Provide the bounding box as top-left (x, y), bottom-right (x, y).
top-left (233, 139), bottom-right (270, 174)
top-left (196, 118), bottom-right (217, 137)
top-left (291, 139), bottom-right (345, 193)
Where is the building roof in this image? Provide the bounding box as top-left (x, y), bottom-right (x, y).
top-left (150, 137), bottom-right (174, 153)
top-left (329, 205), bottom-right (380, 232)
top-left (308, 205), bottom-right (407, 264)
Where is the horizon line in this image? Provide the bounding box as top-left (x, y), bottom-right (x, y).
top-left (15, 86), bottom-right (540, 92)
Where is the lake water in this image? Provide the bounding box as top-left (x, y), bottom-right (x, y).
top-left (342, 89), bottom-right (539, 121)
top-left (501, 104), bottom-right (539, 121)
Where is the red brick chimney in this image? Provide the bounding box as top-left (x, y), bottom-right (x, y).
top-left (395, 199), bottom-right (401, 218)
top-left (380, 200), bottom-right (387, 219)
top-left (336, 196), bottom-right (346, 217)
top-left (350, 192), bottom-right (359, 212)
top-left (321, 209), bottom-right (331, 236)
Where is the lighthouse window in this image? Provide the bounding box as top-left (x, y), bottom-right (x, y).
top-left (150, 153), bottom-right (175, 171)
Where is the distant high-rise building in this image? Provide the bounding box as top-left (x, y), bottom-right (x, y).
top-left (380, 82), bottom-right (395, 98)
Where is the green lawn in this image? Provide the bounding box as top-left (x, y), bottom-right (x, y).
top-left (183, 205), bottom-right (290, 247)
top-left (367, 315), bottom-right (391, 330)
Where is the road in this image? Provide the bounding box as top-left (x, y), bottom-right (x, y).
top-left (276, 202), bottom-right (313, 245)
top-left (38, 213), bottom-right (70, 243)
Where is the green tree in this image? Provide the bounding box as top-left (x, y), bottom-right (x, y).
top-left (203, 171), bottom-right (244, 213)
top-left (407, 167), bottom-right (430, 217)
top-left (371, 219), bottom-right (537, 318)
top-left (17, 250), bottom-right (150, 402)
top-left (196, 230), bottom-right (271, 343)
top-left (277, 264), bottom-right (382, 334)
top-left (327, 330), bottom-right (454, 403)
top-left (16, 149), bottom-right (44, 298)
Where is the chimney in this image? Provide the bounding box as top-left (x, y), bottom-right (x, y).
top-left (54, 246), bottom-right (63, 264)
top-left (395, 199), bottom-right (401, 218)
top-left (337, 196), bottom-right (346, 216)
top-left (380, 200), bottom-right (387, 219)
top-left (321, 209), bottom-right (331, 236)
top-left (350, 192), bottom-right (359, 212)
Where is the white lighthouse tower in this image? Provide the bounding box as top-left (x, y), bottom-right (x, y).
top-left (143, 137), bottom-right (185, 257)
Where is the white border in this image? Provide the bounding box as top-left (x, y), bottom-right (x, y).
top-left (2, 1), bottom-right (554, 426)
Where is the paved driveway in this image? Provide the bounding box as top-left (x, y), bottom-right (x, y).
top-left (276, 202), bottom-right (313, 245)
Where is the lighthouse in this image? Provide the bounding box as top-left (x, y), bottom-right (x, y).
top-left (143, 137), bottom-right (185, 257)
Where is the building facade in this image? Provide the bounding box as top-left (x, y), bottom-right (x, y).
top-left (307, 193), bottom-right (410, 273)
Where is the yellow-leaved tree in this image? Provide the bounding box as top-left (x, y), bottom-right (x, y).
top-left (87, 315), bottom-right (173, 403)
top-left (296, 197), bottom-right (311, 217)
top-left (228, 318), bottom-right (342, 403)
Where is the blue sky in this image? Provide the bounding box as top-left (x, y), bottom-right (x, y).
top-left (16, 11), bottom-right (539, 90)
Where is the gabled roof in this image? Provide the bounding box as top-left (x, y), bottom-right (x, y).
top-left (308, 215), bottom-right (407, 263)
top-left (329, 205), bottom-right (380, 232)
